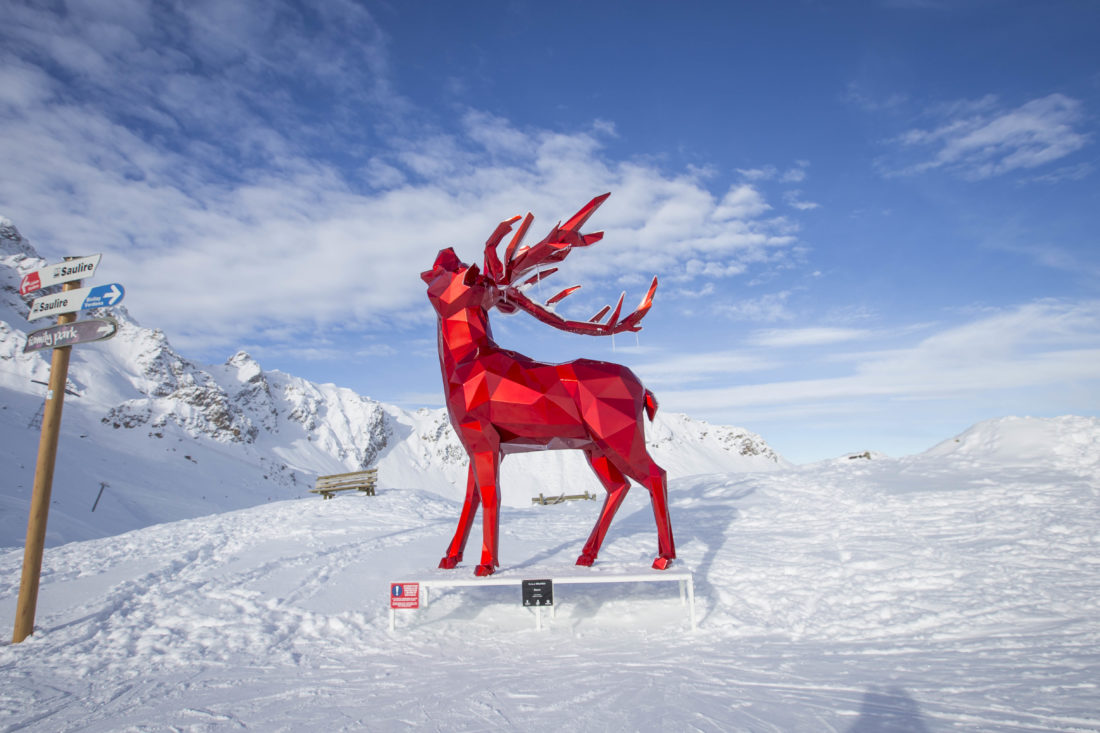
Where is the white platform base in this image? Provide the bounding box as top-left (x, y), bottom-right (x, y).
top-left (389, 568), bottom-right (696, 632)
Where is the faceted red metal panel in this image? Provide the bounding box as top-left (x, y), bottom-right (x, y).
top-left (421, 194), bottom-right (676, 576)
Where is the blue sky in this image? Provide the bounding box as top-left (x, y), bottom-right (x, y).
top-left (2, 1), bottom-right (1098, 462)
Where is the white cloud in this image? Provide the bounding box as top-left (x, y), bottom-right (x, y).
top-left (1, 3), bottom-right (859, 391)
top-left (736, 163), bottom-right (811, 184)
top-left (651, 299), bottom-right (1100, 415)
top-left (736, 166), bottom-right (777, 181)
top-left (638, 350), bottom-right (779, 387)
top-left (0, 59), bottom-right (56, 107)
top-left (0, 2), bottom-right (809, 359)
top-left (713, 291), bottom-right (794, 322)
top-left (888, 93), bottom-right (1091, 180)
top-left (750, 327), bottom-right (871, 348)
top-left (683, 260), bottom-right (747, 278)
top-left (1025, 162), bottom-right (1095, 185)
top-left (783, 190), bottom-right (820, 211)
top-left (984, 239), bottom-right (1100, 279)
top-left (714, 184), bottom-right (771, 220)
top-left (779, 163), bottom-right (808, 183)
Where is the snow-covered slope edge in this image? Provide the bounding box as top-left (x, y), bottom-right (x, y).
top-left (1, 216), bottom-right (784, 548)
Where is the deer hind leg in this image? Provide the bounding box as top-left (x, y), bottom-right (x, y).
top-left (621, 453), bottom-right (676, 570)
top-left (471, 449), bottom-right (502, 576)
top-left (577, 450), bottom-right (632, 566)
top-left (439, 463), bottom-right (479, 569)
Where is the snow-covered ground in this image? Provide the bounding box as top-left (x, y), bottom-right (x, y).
top-left (2, 416), bottom-right (1098, 731)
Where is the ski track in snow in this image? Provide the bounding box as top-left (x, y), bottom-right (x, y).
top-left (3, 442), bottom-right (1099, 732)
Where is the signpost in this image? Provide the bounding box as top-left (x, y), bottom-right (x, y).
top-left (13, 280), bottom-right (81, 643)
top-left (28, 283), bottom-right (124, 321)
top-left (14, 254), bottom-right (124, 644)
top-left (23, 318), bottom-right (118, 353)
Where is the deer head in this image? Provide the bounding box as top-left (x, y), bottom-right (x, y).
top-left (421, 247), bottom-right (492, 318)
top-left (423, 193), bottom-right (657, 336)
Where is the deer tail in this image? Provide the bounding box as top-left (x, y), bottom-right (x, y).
top-left (644, 389), bottom-right (658, 422)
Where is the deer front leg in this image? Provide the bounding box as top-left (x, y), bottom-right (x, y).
top-left (439, 463), bottom-right (479, 569)
top-left (471, 449), bottom-right (502, 576)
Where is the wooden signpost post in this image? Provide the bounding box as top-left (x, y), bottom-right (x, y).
top-left (12, 255), bottom-right (123, 644)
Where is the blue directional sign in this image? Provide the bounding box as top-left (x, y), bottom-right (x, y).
top-left (82, 283), bottom-right (125, 309)
top-left (28, 283), bottom-right (126, 321)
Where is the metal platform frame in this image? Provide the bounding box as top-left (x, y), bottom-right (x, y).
top-left (389, 569), bottom-right (696, 631)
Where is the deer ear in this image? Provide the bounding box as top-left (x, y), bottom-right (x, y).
top-left (434, 247), bottom-right (463, 271)
top-left (463, 264), bottom-right (481, 286)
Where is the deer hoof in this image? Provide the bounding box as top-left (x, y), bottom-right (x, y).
top-left (651, 556), bottom-right (673, 570)
top-left (475, 564), bottom-right (495, 577)
top-left (438, 556), bottom-right (460, 569)
top-left (575, 553), bottom-right (596, 567)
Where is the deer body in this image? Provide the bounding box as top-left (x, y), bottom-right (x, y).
top-left (421, 195), bottom-right (675, 576)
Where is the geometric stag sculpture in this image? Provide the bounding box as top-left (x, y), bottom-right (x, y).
top-left (420, 193), bottom-right (676, 576)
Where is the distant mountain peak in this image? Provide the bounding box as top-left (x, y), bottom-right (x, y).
top-left (0, 216), bottom-right (39, 258)
top-left (226, 350), bottom-right (264, 382)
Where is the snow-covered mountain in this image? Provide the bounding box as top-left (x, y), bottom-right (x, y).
top-left (1, 216), bottom-right (784, 548)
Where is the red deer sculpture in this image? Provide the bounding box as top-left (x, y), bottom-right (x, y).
top-left (421, 193), bottom-right (675, 576)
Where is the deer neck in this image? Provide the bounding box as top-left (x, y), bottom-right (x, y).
top-left (436, 304), bottom-right (496, 368)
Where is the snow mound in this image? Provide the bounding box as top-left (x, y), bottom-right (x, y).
top-left (922, 415), bottom-right (1100, 472)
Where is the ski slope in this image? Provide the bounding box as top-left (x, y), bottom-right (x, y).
top-left (2, 416), bottom-right (1098, 731)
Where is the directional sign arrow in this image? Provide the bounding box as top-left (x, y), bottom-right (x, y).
top-left (27, 283), bottom-right (126, 321)
top-left (23, 318), bottom-right (120, 353)
top-left (82, 283), bottom-right (124, 309)
top-left (19, 254), bottom-right (102, 296)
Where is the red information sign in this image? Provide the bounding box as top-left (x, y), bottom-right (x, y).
top-left (390, 582), bottom-right (420, 609)
top-left (19, 271), bottom-right (42, 297)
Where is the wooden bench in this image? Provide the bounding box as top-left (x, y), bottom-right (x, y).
top-left (531, 491), bottom-right (597, 505)
top-left (310, 468), bottom-right (378, 499)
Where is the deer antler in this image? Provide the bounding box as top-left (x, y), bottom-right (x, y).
top-left (482, 193), bottom-right (658, 336)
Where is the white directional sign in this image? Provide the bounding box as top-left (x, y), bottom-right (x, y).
top-left (27, 283), bottom-right (125, 321)
top-left (19, 254), bottom-right (102, 296)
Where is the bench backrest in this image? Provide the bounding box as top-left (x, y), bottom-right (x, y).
top-left (315, 468), bottom-right (378, 490)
